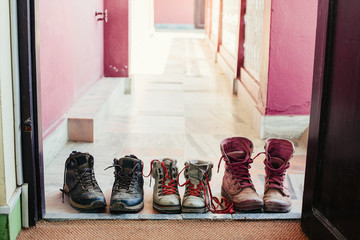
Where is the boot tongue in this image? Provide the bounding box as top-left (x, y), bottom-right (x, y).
top-left (269, 157), bottom-right (285, 169)
top-left (76, 154), bottom-right (94, 170)
top-left (188, 163), bottom-right (208, 185)
top-left (226, 151), bottom-right (246, 162)
top-left (118, 157), bottom-right (139, 173)
top-left (226, 151), bottom-right (253, 186)
top-left (163, 158), bottom-right (175, 175)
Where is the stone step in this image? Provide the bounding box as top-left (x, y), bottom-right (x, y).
top-left (43, 77), bottom-right (129, 167)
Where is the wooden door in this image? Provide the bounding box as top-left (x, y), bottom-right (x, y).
top-left (301, 0), bottom-right (360, 239)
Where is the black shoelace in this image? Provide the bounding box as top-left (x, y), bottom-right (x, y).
top-left (105, 163), bottom-right (139, 192)
top-left (60, 167), bottom-right (95, 203)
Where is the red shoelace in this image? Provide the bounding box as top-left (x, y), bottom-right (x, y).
top-left (217, 152), bottom-right (264, 189)
top-left (263, 155), bottom-right (290, 190)
top-left (177, 165), bottom-right (235, 214)
top-left (142, 159), bottom-right (177, 195)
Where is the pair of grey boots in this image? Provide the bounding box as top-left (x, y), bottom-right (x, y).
top-left (151, 159), bottom-right (213, 213)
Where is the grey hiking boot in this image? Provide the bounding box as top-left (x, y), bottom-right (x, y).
top-left (61, 151), bottom-right (106, 211)
top-left (219, 137), bottom-right (264, 211)
top-left (107, 155), bottom-right (144, 212)
top-left (151, 158), bottom-right (181, 213)
top-left (263, 138), bottom-right (294, 212)
top-left (181, 160), bottom-right (213, 213)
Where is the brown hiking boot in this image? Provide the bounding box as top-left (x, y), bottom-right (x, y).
top-left (219, 137), bottom-right (263, 211)
top-left (107, 155), bottom-right (144, 213)
top-left (61, 151), bottom-right (106, 211)
top-left (263, 138), bottom-right (294, 212)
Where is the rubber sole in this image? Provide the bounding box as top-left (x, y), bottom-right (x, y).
top-left (69, 198), bottom-right (106, 211)
top-left (264, 203), bottom-right (291, 213)
top-left (153, 202), bottom-right (181, 214)
top-left (110, 201), bottom-right (144, 213)
top-left (181, 206), bottom-right (209, 213)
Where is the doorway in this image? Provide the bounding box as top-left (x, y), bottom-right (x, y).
top-left (26, 0), bottom-right (313, 222)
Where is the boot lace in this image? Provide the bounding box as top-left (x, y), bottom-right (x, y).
top-left (177, 165), bottom-right (235, 214)
top-left (218, 152), bottom-right (265, 189)
top-left (264, 155), bottom-right (290, 190)
top-left (60, 167), bottom-right (95, 203)
top-left (142, 159), bottom-right (177, 195)
top-left (105, 161), bottom-right (139, 192)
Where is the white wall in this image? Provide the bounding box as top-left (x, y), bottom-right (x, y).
top-left (130, 0), bottom-right (155, 73)
top-left (0, 0), bottom-right (17, 205)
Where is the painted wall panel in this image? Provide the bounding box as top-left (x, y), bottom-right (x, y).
top-left (266, 0), bottom-right (317, 115)
top-left (211, 0), bottom-right (220, 40)
top-left (243, 0), bottom-right (265, 81)
top-left (154, 0), bottom-right (194, 24)
top-left (71, 0), bottom-right (104, 99)
top-left (0, 0), bottom-right (17, 205)
top-left (104, 0), bottom-right (129, 77)
top-left (221, 0), bottom-right (240, 56)
top-left (39, 0), bottom-right (104, 136)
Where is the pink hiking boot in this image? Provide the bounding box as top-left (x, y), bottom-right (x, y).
top-left (263, 138), bottom-right (295, 212)
top-left (219, 137), bottom-right (263, 211)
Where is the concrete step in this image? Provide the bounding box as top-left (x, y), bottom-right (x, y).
top-left (43, 77), bottom-right (129, 167)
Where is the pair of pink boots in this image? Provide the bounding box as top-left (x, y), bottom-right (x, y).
top-left (219, 137), bottom-right (294, 212)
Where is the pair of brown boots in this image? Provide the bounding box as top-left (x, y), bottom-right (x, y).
top-left (219, 137), bottom-right (294, 212)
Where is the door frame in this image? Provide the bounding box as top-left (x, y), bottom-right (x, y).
top-left (19, 0), bottom-right (335, 228)
top-left (301, 0), bottom-right (347, 239)
top-left (17, 0), bottom-right (45, 226)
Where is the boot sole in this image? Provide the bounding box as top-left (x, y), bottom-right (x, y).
top-left (153, 202), bottom-right (181, 213)
top-left (264, 203), bottom-right (291, 213)
top-left (110, 201), bottom-right (144, 213)
top-left (69, 197), bottom-right (106, 211)
top-left (221, 189), bottom-right (263, 212)
top-left (181, 206), bottom-right (209, 213)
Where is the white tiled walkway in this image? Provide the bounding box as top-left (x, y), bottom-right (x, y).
top-left (44, 30), bottom-right (306, 220)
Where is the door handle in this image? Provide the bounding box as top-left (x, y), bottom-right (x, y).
top-left (95, 9), bottom-right (108, 22)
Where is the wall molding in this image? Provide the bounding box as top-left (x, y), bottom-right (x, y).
top-left (236, 81), bottom-right (309, 139)
top-left (260, 115), bottom-right (310, 139)
top-left (0, 187), bottom-right (21, 214)
top-left (154, 24), bottom-right (195, 29)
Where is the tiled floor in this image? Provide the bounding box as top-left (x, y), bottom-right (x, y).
top-left (44, 30), bottom-right (306, 220)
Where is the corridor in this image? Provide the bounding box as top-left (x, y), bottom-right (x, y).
top-left (44, 30), bottom-right (306, 219)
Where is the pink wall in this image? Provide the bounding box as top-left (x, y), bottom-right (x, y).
top-left (266, 0), bottom-right (317, 115)
top-left (40, 0), bottom-right (104, 137)
top-left (154, 0), bottom-right (194, 24)
top-left (104, 0), bottom-right (129, 77)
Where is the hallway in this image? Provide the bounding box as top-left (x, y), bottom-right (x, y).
top-left (44, 30), bottom-right (306, 219)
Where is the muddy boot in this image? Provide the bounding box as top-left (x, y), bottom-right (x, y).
top-left (219, 137), bottom-right (263, 211)
top-left (181, 160), bottom-right (213, 213)
top-left (263, 138), bottom-right (294, 212)
top-left (108, 155), bottom-right (144, 213)
top-left (152, 158), bottom-right (181, 213)
top-left (61, 151), bottom-right (106, 211)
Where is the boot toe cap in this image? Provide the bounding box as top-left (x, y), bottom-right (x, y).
top-left (182, 196), bottom-right (205, 208)
top-left (157, 195), bottom-right (181, 206)
top-left (111, 196), bottom-right (143, 207)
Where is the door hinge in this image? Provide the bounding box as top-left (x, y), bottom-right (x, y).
top-left (23, 118), bottom-right (32, 132)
